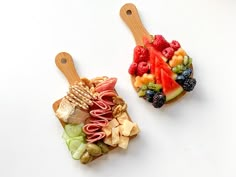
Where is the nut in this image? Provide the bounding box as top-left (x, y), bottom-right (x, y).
top-left (112, 105), bottom-right (123, 118)
top-left (113, 96), bottom-right (125, 105)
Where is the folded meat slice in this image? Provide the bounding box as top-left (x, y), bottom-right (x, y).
top-left (86, 132), bottom-right (106, 143)
top-left (98, 90), bottom-right (117, 106)
top-left (95, 77), bottom-right (117, 93)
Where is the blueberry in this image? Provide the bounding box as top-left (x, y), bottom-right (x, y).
top-left (176, 75), bottom-right (186, 85)
top-left (146, 90), bottom-right (155, 97)
top-left (182, 68), bottom-right (192, 78)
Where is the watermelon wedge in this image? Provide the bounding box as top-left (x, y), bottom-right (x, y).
top-left (144, 39), bottom-right (176, 84)
top-left (161, 69), bottom-right (183, 101)
top-left (154, 53), bottom-right (176, 84)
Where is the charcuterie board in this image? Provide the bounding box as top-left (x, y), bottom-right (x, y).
top-left (52, 52), bottom-right (139, 164)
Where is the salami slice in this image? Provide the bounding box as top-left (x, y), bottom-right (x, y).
top-left (89, 117), bottom-right (108, 126)
top-left (98, 90), bottom-right (117, 105)
top-left (93, 100), bottom-right (111, 110)
top-left (95, 78), bottom-right (117, 93)
top-left (90, 109), bottom-right (113, 120)
top-left (83, 124), bottom-right (101, 135)
top-left (86, 132), bottom-right (106, 143)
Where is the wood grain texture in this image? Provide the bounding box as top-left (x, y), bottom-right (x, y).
top-left (120, 3), bottom-right (152, 46)
top-left (55, 52), bottom-right (81, 85)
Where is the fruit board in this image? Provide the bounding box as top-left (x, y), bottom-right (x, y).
top-left (52, 52), bottom-right (139, 164)
top-left (120, 3), bottom-right (196, 108)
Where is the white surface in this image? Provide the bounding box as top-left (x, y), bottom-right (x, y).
top-left (0, 0), bottom-right (235, 177)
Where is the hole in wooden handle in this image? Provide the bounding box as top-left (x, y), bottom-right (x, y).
top-left (126, 10), bottom-right (132, 15)
top-left (61, 58), bottom-right (67, 64)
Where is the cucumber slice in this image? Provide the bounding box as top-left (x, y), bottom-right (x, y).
top-left (65, 124), bottom-right (83, 137)
top-left (72, 143), bottom-right (87, 160)
top-left (69, 139), bottom-right (83, 154)
top-left (62, 131), bottom-right (70, 140)
top-left (67, 136), bottom-right (85, 146)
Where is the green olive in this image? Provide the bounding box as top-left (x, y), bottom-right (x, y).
top-left (97, 141), bottom-right (109, 153)
top-left (80, 151), bottom-right (92, 164)
top-left (86, 143), bottom-right (102, 156)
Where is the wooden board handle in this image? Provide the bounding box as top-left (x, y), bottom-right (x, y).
top-left (120, 3), bottom-right (152, 45)
top-left (55, 52), bottom-right (80, 85)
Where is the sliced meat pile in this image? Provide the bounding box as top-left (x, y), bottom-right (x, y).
top-left (83, 78), bottom-right (117, 143)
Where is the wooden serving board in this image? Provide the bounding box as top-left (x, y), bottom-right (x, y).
top-left (120, 3), bottom-right (193, 104)
top-left (52, 52), bottom-right (81, 128)
top-left (52, 52), bottom-right (136, 161)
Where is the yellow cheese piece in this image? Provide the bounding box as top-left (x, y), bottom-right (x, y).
top-left (120, 119), bottom-right (134, 136)
top-left (118, 136), bottom-right (129, 149)
top-left (108, 119), bottom-right (119, 128)
top-left (104, 135), bottom-right (116, 147)
top-left (129, 123), bottom-right (140, 136)
top-left (102, 126), bottom-right (111, 136)
top-left (117, 112), bottom-right (129, 125)
top-left (111, 127), bottom-right (120, 145)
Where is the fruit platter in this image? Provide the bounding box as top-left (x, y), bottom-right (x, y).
top-left (120, 3), bottom-right (197, 108)
top-left (53, 52), bottom-right (139, 164)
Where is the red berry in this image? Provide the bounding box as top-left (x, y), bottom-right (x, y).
top-left (133, 45), bottom-right (149, 63)
top-left (170, 40), bottom-right (181, 51)
top-left (137, 62), bottom-right (149, 76)
top-left (152, 35), bottom-right (170, 51)
top-left (162, 47), bottom-right (175, 60)
top-left (128, 62), bottom-right (138, 75)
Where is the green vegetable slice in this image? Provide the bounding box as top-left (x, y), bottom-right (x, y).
top-left (72, 143), bottom-right (87, 160)
top-left (69, 139), bottom-right (83, 154)
top-left (65, 123), bottom-right (84, 137)
top-left (62, 131), bottom-right (70, 140)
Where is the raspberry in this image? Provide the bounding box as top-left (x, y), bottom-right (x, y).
top-left (152, 35), bottom-right (170, 51)
top-left (128, 62), bottom-right (138, 75)
top-left (162, 47), bottom-right (175, 60)
top-left (137, 62), bottom-right (149, 76)
top-left (170, 40), bottom-right (181, 51)
top-left (133, 45), bottom-right (149, 63)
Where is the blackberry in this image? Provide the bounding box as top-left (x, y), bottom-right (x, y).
top-left (182, 78), bottom-right (196, 91)
top-left (152, 92), bottom-right (166, 108)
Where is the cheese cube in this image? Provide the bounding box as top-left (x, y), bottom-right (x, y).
top-left (104, 135), bottom-right (116, 147)
top-left (111, 127), bottom-right (120, 145)
top-left (102, 126), bottom-right (111, 136)
top-left (108, 119), bottom-right (119, 128)
top-left (117, 112), bottom-right (129, 124)
top-left (120, 119), bottom-right (134, 136)
top-left (118, 136), bottom-right (129, 149)
top-left (129, 123), bottom-right (140, 136)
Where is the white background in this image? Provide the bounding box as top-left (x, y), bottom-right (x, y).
top-left (0, 0), bottom-right (235, 177)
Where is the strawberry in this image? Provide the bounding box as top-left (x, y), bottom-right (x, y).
top-left (162, 47), bottom-right (174, 60)
top-left (137, 62), bottom-right (149, 76)
top-left (128, 62), bottom-right (138, 75)
top-left (152, 35), bottom-right (170, 51)
top-left (170, 40), bottom-right (181, 51)
top-left (133, 45), bottom-right (149, 63)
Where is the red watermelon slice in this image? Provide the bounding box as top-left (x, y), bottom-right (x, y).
top-left (161, 69), bottom-right (183, 101)
top-left (144, 39), bottom-right (175, 84)
top-left (154, 53), bottom-right (176, 84)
